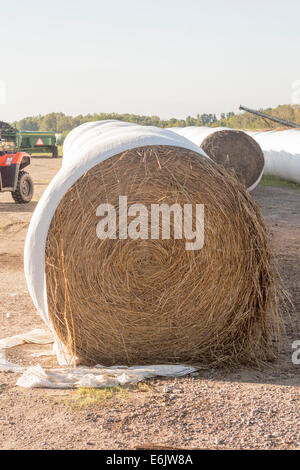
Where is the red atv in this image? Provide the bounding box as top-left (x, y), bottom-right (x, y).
top-left (0, 151), bottom-right (34, 203)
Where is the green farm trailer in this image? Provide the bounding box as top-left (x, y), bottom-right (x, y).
top-left (18, 131), bottom-right (58, 157)
top-left (0, 121), bottom-right (58, 157)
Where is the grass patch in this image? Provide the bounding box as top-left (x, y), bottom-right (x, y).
top-left (62, 381), bottom-right (151, 409)
top-left (76, 386), bottom-right (129, 407)
top-left (260, 175), bottom-right (300, 191)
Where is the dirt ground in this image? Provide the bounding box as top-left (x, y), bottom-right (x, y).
top-left (0, 156), bottom-right (299, 450)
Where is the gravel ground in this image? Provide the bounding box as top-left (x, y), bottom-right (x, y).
top-left (0, 157), bottom-right (299, 450)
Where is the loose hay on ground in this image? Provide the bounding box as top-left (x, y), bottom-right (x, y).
top-left (45, 145), bottom-right (282, 367)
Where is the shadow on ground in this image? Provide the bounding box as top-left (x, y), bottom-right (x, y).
top-left (0, 202), bottom-right (38, 213)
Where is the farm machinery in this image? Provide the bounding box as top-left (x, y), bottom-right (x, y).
top-left (0, 120), bottom-right (58, 157)
top-left (0, 150), bottom-right (33, 203)
top-left (0, 121), bottom-right (34, 203)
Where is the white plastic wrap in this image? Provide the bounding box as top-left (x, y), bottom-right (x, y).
top-left (0, 328), bottom-right (197, 387)
top-left (0, 328), bottom-right (53, 349)
top-left (247, 129), bottom-right (300, 184)
top-left (170, 126), bottom-right (264, 191)
top-left (24, 121), bottom-right (208, 365)
top-left (0, 329), bottom-right (53, 373)
top-left (169, 126), bottom-right (229, 147)
top-left (16, 363), bottom-right (197, 389)
top-left (171, 126), bottom-right (300, 186)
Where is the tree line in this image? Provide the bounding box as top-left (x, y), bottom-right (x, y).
top-left (12, 105), bottom-right (300, 139)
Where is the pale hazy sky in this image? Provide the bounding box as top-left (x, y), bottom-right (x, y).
top-left (1, 0), bottom-right (300, 121)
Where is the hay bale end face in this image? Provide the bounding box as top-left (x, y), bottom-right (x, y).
top-left (201, 130), bottom-right (265, 189)
top-left (45, 144), bottom-right (281, 367)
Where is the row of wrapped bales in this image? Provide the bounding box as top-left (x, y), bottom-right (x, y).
top-left (171, 126), bottom-right (300, 186)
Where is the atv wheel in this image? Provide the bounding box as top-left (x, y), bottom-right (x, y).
top-left (11, 171), bottom-right (34, 204)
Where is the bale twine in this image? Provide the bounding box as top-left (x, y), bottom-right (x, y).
top-left (45, 144), bottom-right (281, 367)
top-left (201, 130), bottom-right (265, 190)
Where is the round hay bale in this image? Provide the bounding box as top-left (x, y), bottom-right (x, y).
top-left (44, 143), bottom-right (281, 367)
top-left (201, 130), bottom-right (265, 190)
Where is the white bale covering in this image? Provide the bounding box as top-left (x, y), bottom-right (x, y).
top-left (170, 126), bottom-right (229, 147)
top-left (24, 120), bottom-right (208, 365)
top-left (171, 126), bottom-right (300, 186)
top-left (247, 129), bottom-right (300, 185)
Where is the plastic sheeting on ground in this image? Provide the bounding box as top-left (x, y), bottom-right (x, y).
top-left (0, 350), bottom-right (24, 373)
top-left (0, 330), bottom-right (197, 388)
top-left (0, 328), bottom-right (53, 349)
top-left (0, 329), bottom-right (54, 372)
top-left (16, 363), bottom-right (197, 389)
